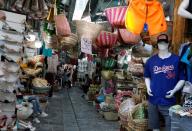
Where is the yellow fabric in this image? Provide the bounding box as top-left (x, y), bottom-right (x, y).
top-left (125, 0), bottom-right (167, 35)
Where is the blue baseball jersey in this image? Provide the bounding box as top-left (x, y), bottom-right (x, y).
top-left (144, 54), bottom-right (185, 106)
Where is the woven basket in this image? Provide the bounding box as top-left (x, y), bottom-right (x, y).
top-left (127, 101), bottom-right (148, 131)
top-left (44, 35), bottom-right (60, 49)
top-left (32, 86), bottom-right (50, 94)
top-left (58, 33), bottom-right (78, 48)
top-left (96, 31), bottom-right (118, 49)
top-left (105, 6), bottom-right (127, 28)
top-left (75, 20), bottom-right (104, 42)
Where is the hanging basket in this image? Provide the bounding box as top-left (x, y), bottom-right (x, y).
top-left (44, 34), bottom-right (60, 49)
top-left (75, 20), bottom-right (104, 42)
top-left (58, 33), bottom-right (78, 48)
top-left (96, 31), bottom-right (118, 49)
top-left (105, 6), bottom-right (127, 28)
top-left (118, 29), bottom-right (141, 45)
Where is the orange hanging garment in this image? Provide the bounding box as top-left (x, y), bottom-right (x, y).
top-left (125, 0), bottom-right (167, 35)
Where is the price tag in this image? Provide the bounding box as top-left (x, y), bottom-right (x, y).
top-left (81, 37), bottom-right (92, 55)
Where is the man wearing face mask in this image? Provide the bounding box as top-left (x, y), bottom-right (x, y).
top-left (144, 34), bottom-right (185, 131)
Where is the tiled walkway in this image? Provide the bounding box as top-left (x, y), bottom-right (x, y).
top-left (35, 87), bottom-right (119, 131)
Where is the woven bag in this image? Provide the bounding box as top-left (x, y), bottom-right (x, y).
top-left (105, 6), bottom-right (127, 28)
top-left (54, 14), bottom-right (71, 37)
top-left (96, 31), bottom-right (118, 49)
top-left (75, 20), bottom-right (104, 42)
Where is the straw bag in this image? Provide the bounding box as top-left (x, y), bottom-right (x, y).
top-left (44, 34), bottom-right (59, 49)
top-left (105, 6), bottom-right (127, 28)
top-left (32, 78), bottom-right (48, 87)
top-left (54, 13), bottom-right (71, 37)
top-left (118, 28), bottom-right (141, 45)
top-left (32, 78), bottom-right (50, 94)
top-left (75, 20), bottom-right (104, 42)
top-left (58, 33), bottom-right (78, 48)
top-left (23, 68), bottom-right (42, 77)
top-left (96, 31), bottom-right (118, 49)
top-left (127, 101), bottom-right (148, 131)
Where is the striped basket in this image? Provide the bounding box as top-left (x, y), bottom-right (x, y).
top-left (96, 31), bottom-right (118, 49)
top-left (105, 6), bottom-right (127, 28)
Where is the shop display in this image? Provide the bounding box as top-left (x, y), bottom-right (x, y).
top-left (0, 0), bottom-right (191, 130)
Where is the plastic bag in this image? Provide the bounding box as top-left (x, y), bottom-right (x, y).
top-left (119, 98), bottom-right (135, 119)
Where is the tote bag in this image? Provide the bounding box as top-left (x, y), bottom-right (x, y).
top-left (54, 14), bottom-right (71, 37)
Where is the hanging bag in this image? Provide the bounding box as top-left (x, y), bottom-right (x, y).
top-left (96, 31), bottom-right (118, 49)
top-left (54, 0), bottom-right (71, 37)
top-left (54, 13), bottom-right (71, 37)
top-left (105, 0), bottom-right (127, 28)
top-left (118, 28), bottom-right (141, 44)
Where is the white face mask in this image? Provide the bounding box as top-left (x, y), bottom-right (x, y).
top-left (157, 42), bottom-right (169, 50)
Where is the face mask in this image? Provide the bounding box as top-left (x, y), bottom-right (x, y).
top-left (158, 42), bottom-right (169, 50)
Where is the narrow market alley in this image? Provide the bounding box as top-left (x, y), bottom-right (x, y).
top-left (34, 86), bottom-right (119, 131)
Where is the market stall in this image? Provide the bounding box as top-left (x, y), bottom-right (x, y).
top-left (0, 0), bottom-right (192, 131)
